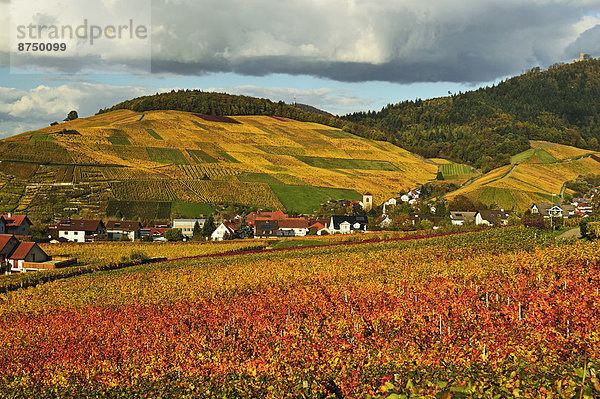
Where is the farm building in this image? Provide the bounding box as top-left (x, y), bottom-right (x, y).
top-left (106, 221), bottom-right (142, 241)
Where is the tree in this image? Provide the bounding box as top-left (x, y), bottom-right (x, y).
top-left (64, 110), bottom-right (78, 121)
top-left (115, 210), bottom-right (123, 220)
top-left (30, 223), bottom-right (50, 243)
top-left (201, 214), bottom-right (216, 237)
top-left (192, 221), bottom-right (202, 238)
top-left (164, 228), bottom-right (184, 241)
top-left (420, 220), bottom-right (433, 230)
top-left (236, 217), bottom-right (253, 239)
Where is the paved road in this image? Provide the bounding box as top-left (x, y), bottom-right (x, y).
top-left (556, 227), bottom-right (581, 240)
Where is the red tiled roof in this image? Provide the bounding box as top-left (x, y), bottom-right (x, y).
top-left (278, 219), bottom-right (309, 229)
top-left (223, 220), bottom-right (241, 233)
top-left (10, 242), bottom-right (37, 260)
top-left (106, 221), bottom-right (141, 231)
top-left (141, 227), bottom-right (169, 236)
top-left (55, 219), bottom-right (103, 232)
top-left (0, 234), bottom-right (16, 251)
top-left (247, 210), bottom-right (287, 221)
top-left (309, 222), bottom-right (326, 230)
top-left (1, 215), bottom-right (29, 227)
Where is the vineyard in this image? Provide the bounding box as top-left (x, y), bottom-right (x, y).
top-left (0, 228), bottom-right (599, 397)
top-left (0, 110), bottom-right (438, 217)
top-left (446, 142), bottom-right (600, 210)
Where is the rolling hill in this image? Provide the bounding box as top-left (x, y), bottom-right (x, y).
top-left (0, 110), bottom-right (437, 220)
top-left (445, 140), bottom-right (600, 210)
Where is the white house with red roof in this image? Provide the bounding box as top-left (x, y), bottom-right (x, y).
top-left (211, 220), bottom-right (241, 241)
top-left (1, 214), bottom-right (32, 236)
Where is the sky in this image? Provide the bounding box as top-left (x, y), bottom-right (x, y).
top-left (1, 0), bottom-right (600, 137)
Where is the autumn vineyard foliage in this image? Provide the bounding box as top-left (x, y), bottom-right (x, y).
top-left (1, 228), bottom-right (600, 397)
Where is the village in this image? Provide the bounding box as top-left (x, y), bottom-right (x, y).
top-left (0, 189), bottom-right (594, 275)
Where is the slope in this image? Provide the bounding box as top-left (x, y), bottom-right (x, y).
top-left (0, 110), bottom-right (437, 219)
top-left (445, 141), bottom-right (600, 210)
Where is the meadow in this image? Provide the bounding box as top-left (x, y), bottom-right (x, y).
top-left (0, 227), bottom-right (598, 397)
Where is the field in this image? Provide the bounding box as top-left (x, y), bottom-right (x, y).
top-left (0, 228), bottom-right (599, 397)
top-left (0, 110), bottom-right (438, 218)
top-left (446, 141), bottom-right (600, 210)
top-left (437, 163), bottom-right (479, 180)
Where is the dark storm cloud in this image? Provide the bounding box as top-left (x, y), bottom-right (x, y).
top-left (2, 0), bottom-right (600, 82)
top-left (149, 0), bottom-right (600, 83)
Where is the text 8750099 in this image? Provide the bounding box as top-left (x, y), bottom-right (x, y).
top-left (17, 43), bottom-right (67, 52)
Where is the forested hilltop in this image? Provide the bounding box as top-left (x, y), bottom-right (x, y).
top-left (344, 59), bottom-right (600, 171)
top-left (98, 91), bottom-right (385, 142)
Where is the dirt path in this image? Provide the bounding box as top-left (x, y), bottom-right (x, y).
top-left (556, 227), bottom-right (581, 240)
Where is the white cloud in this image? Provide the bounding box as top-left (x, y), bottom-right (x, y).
top-left (0, 83), bottom-right (153, 138)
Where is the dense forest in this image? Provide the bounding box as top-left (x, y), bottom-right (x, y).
top-left (98, 91), bottom-right (385, 141)
top-left (344, 59), bottom-right (600, 171)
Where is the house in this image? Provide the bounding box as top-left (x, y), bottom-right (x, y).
top-left (0, 234), bottom-right (20, 273)
top-left (140, 227), bottom-right (170, 241)
top-left (254, 219), bottom-right (279, 238)
top-left (379, 215), bottom-right (393, 228)
top-left (329, 216), bottom-right (368, 234)
top-left (172, 219), bottom-right (206, 238)
top-left (408, 213), bottom-right (444, 228)
top-left (1, 214), bottom-right (32, 236)
top-left (106, 221), bottom-right (142, 241)
top-left (277, 218), bottom-right (309, 237)
top-left (53, 219), bottom-right (106, 243)
top-left (309, 222), bottom-right (330, 235)
top-left (211, 220), bottom-right (241, 241)
top-left (573, 198), bottom-right (592, 216)
top-left (531, 203), bottom-right (575, 219)
top-left (450, 211), bottom-right (477, 225)
top-left (246, 210), bottom-right (288, 227)
top-left (382, 198), bottom-right (397, 215)
top-left (475, 209), bottom-right (512, 226)
top-left (8, 242), bottom-right (50, 272)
